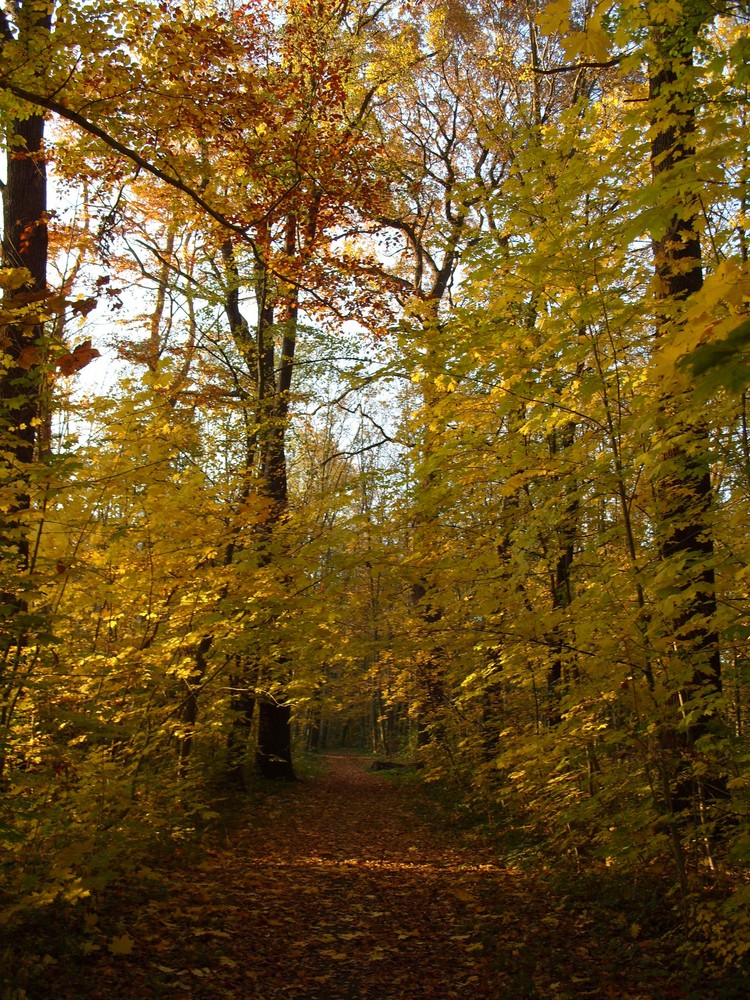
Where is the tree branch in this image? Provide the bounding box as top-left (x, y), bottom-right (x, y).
top-left (5, 83), bottom-right (254, 242)
top-left (534, 57), bottom-right (621, 75)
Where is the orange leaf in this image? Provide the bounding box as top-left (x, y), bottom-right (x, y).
top-left (17, 346), bottom-right (43, 370)
top-left (56, 340), bottom-right (101, 376)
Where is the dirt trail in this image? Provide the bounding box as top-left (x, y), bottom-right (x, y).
top-left (46, 754), bottom-right (673, 999)
top-left (151, 754), bottom-right (524, 999)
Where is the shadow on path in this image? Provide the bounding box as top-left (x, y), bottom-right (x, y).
top-left (38, 753), bottom-right (679, 999)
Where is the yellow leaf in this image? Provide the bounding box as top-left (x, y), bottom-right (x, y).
top-left (584, 25), bottom-right (610, 62)
top-left (451, 888), bottom-right (475, 903)
top-left (537, 0), bottom-right (570, 36)
top-left (395, 929), bottom-right (420, 940)
top-left (108, 934), bottom-right (135, 955)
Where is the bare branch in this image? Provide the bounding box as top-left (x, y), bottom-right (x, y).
top-left (534, 58), bottom-right (622, 75)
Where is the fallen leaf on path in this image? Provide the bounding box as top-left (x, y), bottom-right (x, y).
top-left (107, 934), bottom-right (134, 955)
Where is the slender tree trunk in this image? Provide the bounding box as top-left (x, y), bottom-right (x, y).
top-left (251, 229), bottom-right (297, 781)
top-left (546, 418), bottom-right (579, 724)
top-left (307, 704), bottom-right (322, 751)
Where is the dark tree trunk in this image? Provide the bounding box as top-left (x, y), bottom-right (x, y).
top-left (250, 231), bottom-right (298, 780)
top-left (0, 6), bottom-right (52, 786)
top-left (481, 670), bottom-right (505, 763)
top-left (1, 6), bottom-right (50, 433)
top-left (226, 673), bottom-right (256, 788)
top-left (649, 10), bottom-right (728, 828)
top-left (222, 235), bottom-right (298, 782)
top-left (545, 419), bottom-right (579, 724)
top-left (307, 705), bottom-right (322, 751)
top-left (1, 111), bottom-right (48, 569)
top-left (176, 635), bottom-right (211, 778)
top-left (411, 578), bottom-right (448, 747)
top-left (255, 700), bottom-right (295, 780)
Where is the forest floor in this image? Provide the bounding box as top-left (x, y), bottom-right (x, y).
top-left (3, 753), bottom-right (743, 999)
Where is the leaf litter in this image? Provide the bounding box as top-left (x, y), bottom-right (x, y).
top-left (27, 754), bottom-right (690, 999)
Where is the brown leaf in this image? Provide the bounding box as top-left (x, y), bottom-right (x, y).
top-left (9, 289), bottom-right (48, 306)
top-left (56, 340), bottom-right (101, 376)
top-left (17, 346), bottom-right (43, 370)
top-left (70, 296), bottom-right (98, 317)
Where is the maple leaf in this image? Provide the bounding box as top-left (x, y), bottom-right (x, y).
top-left (108, 934), bottom-right (135, 955)
top-left (70, 295), bottom-right (98, 317)
top-left (55, 340), bottom-right (101, 376)
top-left (17, 346), bottom-right (43, 370)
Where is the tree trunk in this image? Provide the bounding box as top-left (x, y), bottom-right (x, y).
top-left (176, 635), bottom-right (211, 778)
top-left (250, 229), bottom-right (298, 779)
top-left (222, 235), bottom-right (298, 781)
top-left (0, 6), bottom-right (51, 784)
top-left (545, 418), bottom-right (579, 724)
top-left (648, 7), bottom-right (728, 827)
top-left (255, 700), bottom-right (295, 779)
top-left (226, 670), bottom-right (256, 788)
top-left (0, 108), bottom-right (48, 571)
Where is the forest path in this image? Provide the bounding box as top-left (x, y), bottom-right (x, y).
top-left (50, 753), bottom-right (671, 999)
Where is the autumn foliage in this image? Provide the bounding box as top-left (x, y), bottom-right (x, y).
top-left (1, 0), bottom-right (750, 990)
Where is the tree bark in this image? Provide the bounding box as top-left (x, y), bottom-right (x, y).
top-left (0, 72), bottom-right (49, 574)
top-left (0, 7), bottom-right (51, 784)
top-left (255, 700), bottom-right (295, 779)
top-left (226, 669), bottom-right (256, 788)
top-left (648, 4), bottom-right (728, 824)
top-left (546, 418), bottom-right (579, 724)
top-left (176, 635), bottom-right (212, 778)
top-left (223, 227), bottom-right (299, 781)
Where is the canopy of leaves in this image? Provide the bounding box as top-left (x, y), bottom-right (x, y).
top-left (1, 0), bottom-right (750, 985)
